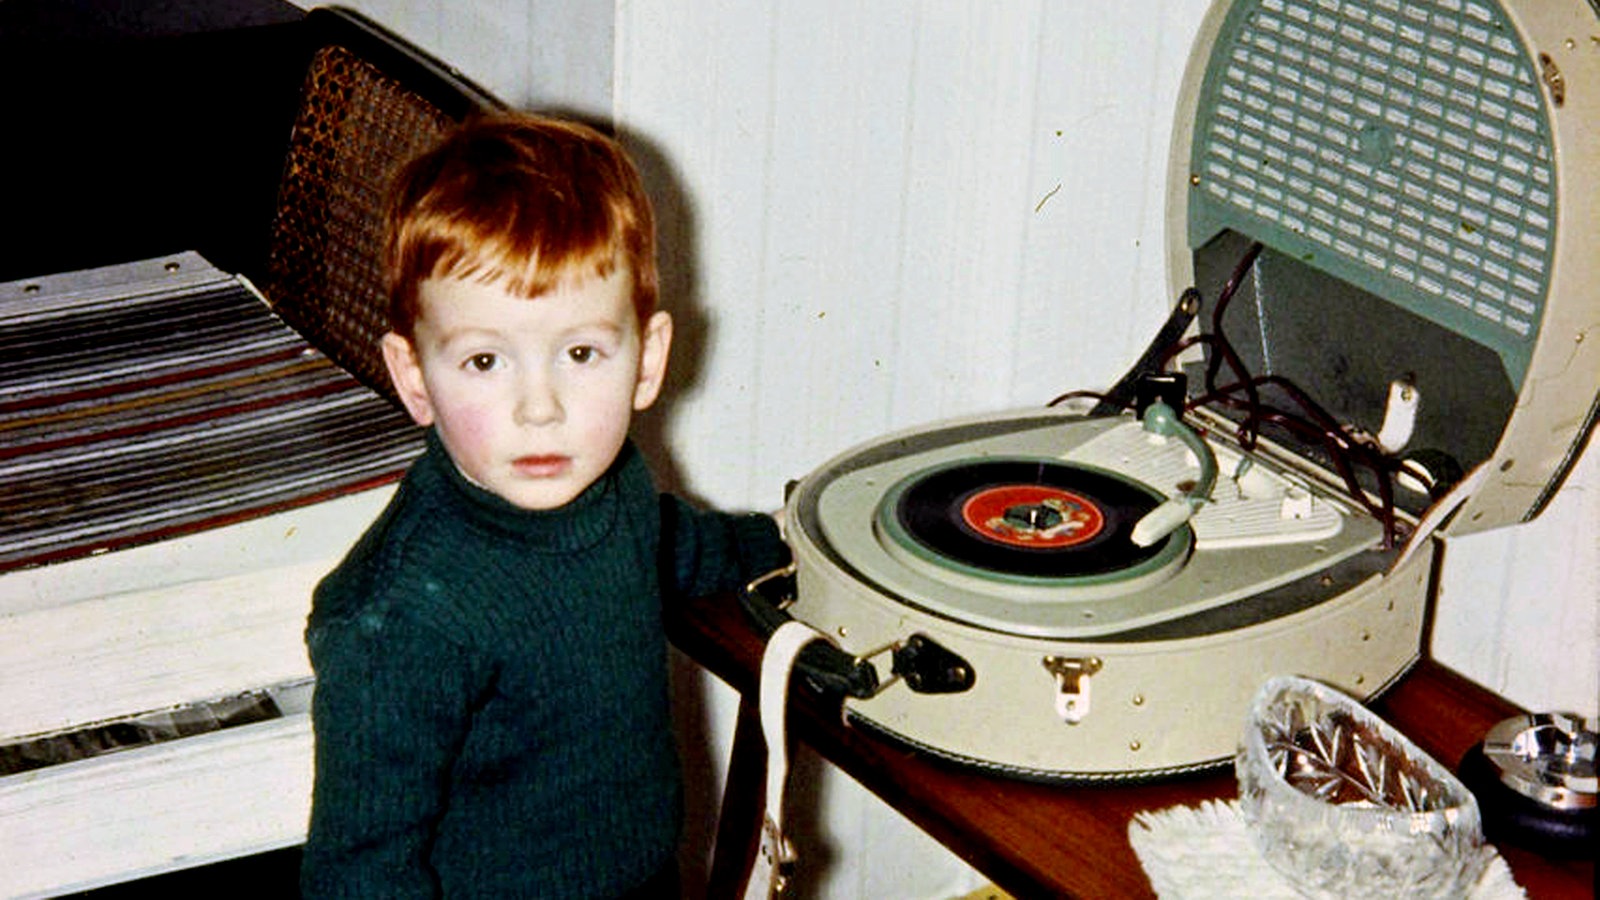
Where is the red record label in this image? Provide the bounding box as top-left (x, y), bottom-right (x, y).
top-left (960, 484), bottom-right (1105, 549)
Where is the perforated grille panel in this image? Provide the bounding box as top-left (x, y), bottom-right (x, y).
top-left (1188, 0), bottom-right (1555, 385)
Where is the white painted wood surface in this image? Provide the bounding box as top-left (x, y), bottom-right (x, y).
top-left (338, 0), bottom-right (614, 117)
top-left (0, 490), bottom-right (392, 896)
top-left (1, 717), bottom-right (313, 898)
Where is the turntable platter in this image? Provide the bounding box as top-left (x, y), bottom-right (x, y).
top-left (879, 458), bottom-right (1188, 583)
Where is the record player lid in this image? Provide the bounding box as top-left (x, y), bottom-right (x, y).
top-left (1167, 0), bottom-right (1599, 536)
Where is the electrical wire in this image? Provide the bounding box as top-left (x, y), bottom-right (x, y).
top-left (1179, 242), bottom-right (1405, 546)
top-left (1051, 240), bottom-right (1411, 547)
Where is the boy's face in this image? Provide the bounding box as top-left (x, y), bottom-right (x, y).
top-left (382, 269), bottom-right (671, 511)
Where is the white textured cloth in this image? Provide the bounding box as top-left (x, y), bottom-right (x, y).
top-left (1128, 799), bottom-right (1526, 899)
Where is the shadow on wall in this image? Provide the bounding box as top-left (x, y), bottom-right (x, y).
top-left (612, 121), bottom-right (709, 504)
top-left (624, 117), bottom-right (842, 900)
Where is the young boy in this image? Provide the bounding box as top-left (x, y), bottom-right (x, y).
top-left (300, 112), bottom-right (789, 899)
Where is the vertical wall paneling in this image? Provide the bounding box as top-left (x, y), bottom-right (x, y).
top-left (337, 0), bottom-right (612, 115)
top-left (1017, 1), bottom-right (1216, 405)
top-left (1435, 443), bottom-right (1600, 718)
top-left (891, 4), bottom-right (1036, 419)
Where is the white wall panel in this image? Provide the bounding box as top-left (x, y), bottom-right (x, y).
top-left (890, 4), bottom-right (1038, 417)
top-left (1435, 442), bottom-right (1599, 719)
top-left (336, 0), bottom-right (612, 115)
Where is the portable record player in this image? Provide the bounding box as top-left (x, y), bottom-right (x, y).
top-left (753, 0), bottom-right (1600, 780)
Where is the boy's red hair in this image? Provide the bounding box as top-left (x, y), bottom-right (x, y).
top-left (383, 112), bottom-right (658, 337)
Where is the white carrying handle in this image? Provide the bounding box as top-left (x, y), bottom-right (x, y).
top-left (743, 620), bottom-right (829, 900)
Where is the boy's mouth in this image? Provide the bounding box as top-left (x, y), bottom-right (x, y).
top-left (513, 454), bottom-right (571, 477)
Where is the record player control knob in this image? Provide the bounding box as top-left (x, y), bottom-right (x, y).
top-left (1231, 457), bottom-right (1280, 500)
top-left (1280, 487), bottom-right (1315, 520)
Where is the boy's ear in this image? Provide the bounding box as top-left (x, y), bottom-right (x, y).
top-left (632, 311), bottom-right (673, 411)
top-left (381, 331), bottom-right (436, 426)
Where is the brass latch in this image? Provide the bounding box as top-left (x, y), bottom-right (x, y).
top-left (1043, 656), bottom-right (1102, 725)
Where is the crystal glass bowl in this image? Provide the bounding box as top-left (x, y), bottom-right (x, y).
top-left (1236, 675), bottom-right (1489, 899)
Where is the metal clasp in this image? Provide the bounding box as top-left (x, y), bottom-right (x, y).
top-left (1043, 656), bottom-right (1102, 725)
top-left (755, 813), bottom-right (798, 894)
top-left (851, 639), bottom-right (904, 697)
top-left (746, 561), bottom-right (799, 611)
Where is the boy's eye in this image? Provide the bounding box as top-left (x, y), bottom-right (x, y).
top-left (567, 346), bottom-right (597, 364)
top-left (465, 353), bottom-right (498, 372)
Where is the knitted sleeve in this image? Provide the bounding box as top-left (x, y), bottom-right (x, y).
top-left (659, 497), bottom-right (790, 600)
top-left (301, 604), bottom-right (492, 899)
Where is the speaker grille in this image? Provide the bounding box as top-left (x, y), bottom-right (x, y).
top-left (1189, 0), bottom-right (1555, 385)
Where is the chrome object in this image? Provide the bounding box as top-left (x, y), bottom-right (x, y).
top-left (1480, 712), bottom-right (1598, 812)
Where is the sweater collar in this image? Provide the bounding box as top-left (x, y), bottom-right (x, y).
top-left (420, 429), bottom-right (622, 552)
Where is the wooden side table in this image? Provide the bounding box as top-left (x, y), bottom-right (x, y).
top-left (666, 590), bottom-right (1594, 899)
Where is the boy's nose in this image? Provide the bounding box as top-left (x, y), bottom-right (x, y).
top-left (514, 372), bottom-right (563, 425)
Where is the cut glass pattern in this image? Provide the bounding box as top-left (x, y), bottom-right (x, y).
top-left (1236, 675), bottom-right (1489, 898)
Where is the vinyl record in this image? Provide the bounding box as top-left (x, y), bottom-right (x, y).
top-left (882, 458), bottom-right (1175, 580)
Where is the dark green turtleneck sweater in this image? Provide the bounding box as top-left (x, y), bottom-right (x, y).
top-left (301, 432), bottom-right (787, 899)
